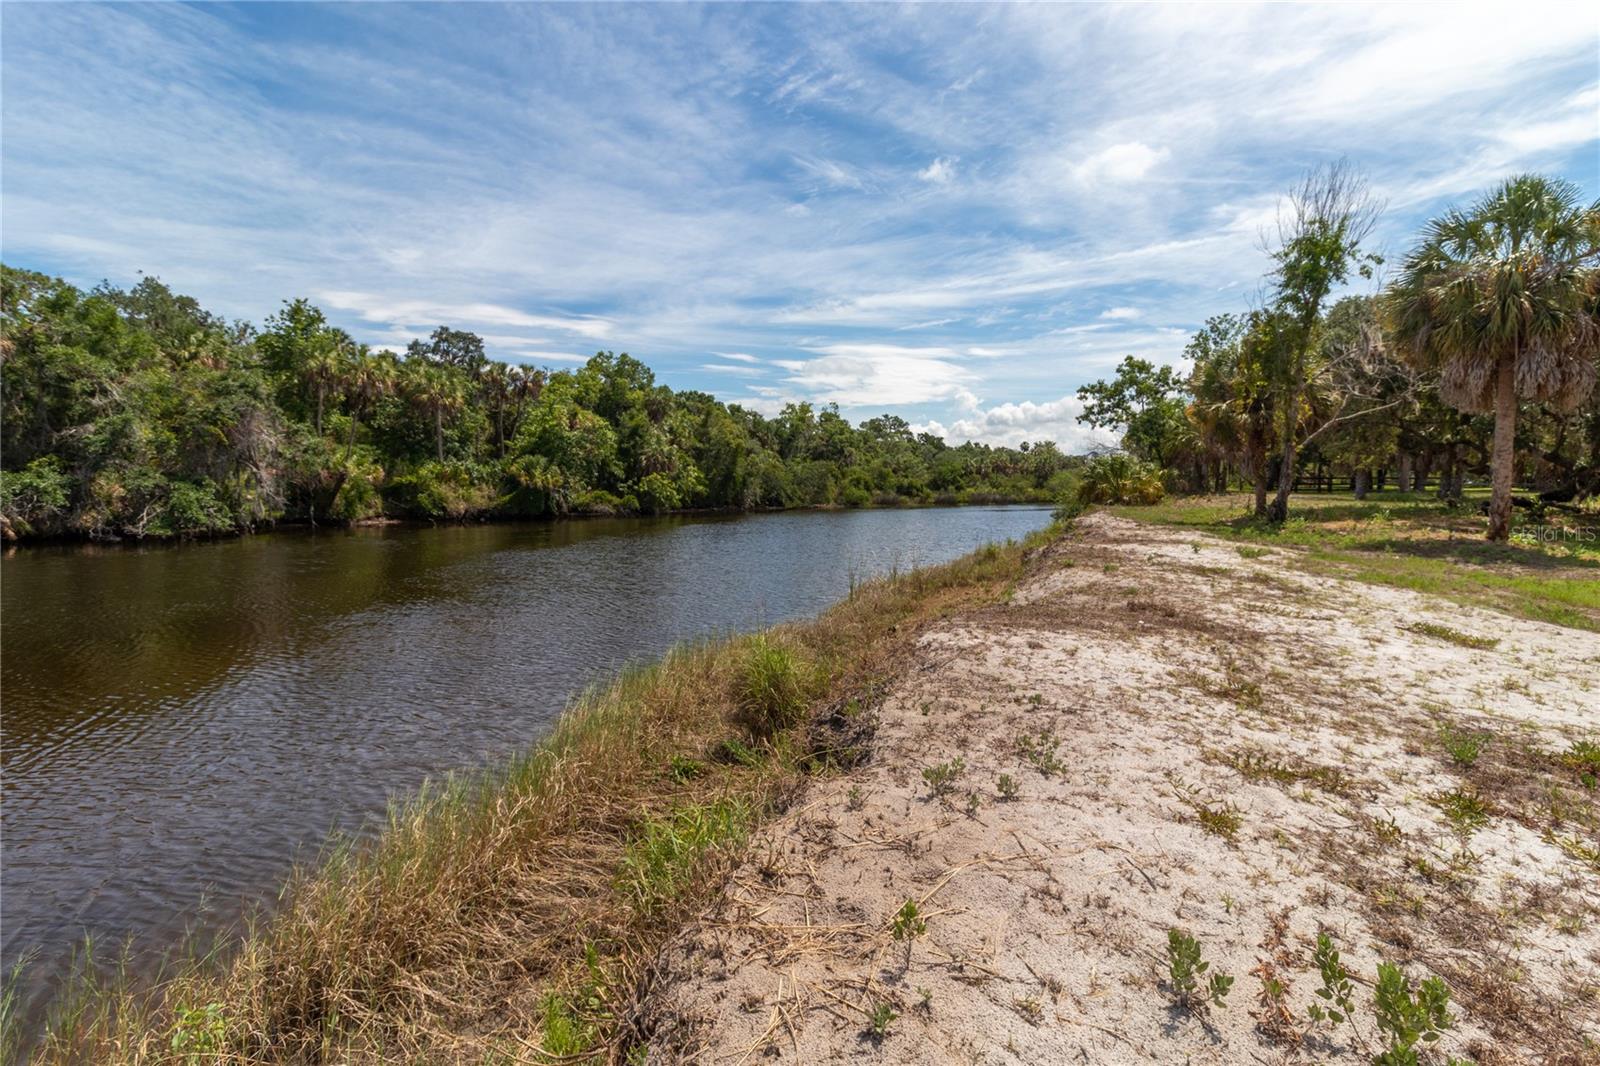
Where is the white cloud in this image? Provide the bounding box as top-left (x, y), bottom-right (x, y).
top-left (780, 343), bottom-right (977, 406)
top-left (793, 155), bottom-right (867, 191)
top-left (1071, 142), bottom-right (1170, 184)
top-left (319, 291), bottom-right (614, 338)
top-left (698, 362), bottom-right (764, 376)
top-left (929, 395), bottom-right (1117, 452)
top-left (2, 1), bottom-right (1592, 446)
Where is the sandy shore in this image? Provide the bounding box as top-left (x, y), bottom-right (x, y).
top-left (639, 513), bottom-right (1600, 1064)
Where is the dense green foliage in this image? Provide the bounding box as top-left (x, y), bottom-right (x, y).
top-left (0, 266), bottom-right (1079, 540)
top-left (1076, 171), bottom-right (1600, 538)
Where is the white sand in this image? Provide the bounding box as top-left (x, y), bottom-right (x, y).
top-left (643, 514), bottom-right (1600, 1065)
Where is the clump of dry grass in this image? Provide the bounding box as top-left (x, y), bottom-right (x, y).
top-left (13, 524), bottom-right (1061, 1064)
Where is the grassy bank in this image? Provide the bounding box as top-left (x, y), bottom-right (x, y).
top-left (9, 521), bottom-right (1063, 1064)
top-left (1110, 491), bottom-right (1600, 631)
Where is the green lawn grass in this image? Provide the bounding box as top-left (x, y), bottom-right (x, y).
top-left (1110, 491), bottom-right (1600, 631)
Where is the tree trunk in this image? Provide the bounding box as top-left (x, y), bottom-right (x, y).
top-left (1436, 446), bottom-right (1457, 500)
top-left (1353, 469), bottom-right (1370, 500)
top-left (1487, 355), bottom-right (1517, 541)
top-left (1268, 425), bottom-right (1297, 522)
top-left (435, 407), bottom-right (445, 464)
top-left (1253, 462), bottom-right (1268, 517)
top-left (1396, 453), bottom-right (1412, 495)
top-left (315, 383), bottom-right (325, 436)
top-left (343, 410), bottom-right (360, 465)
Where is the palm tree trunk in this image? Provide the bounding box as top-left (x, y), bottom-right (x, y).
top-left (315, 383), bottom-right (325, 436)
top-left (1488, 354), bottom-right (1517, 541)
top-left (435, 407), bottom-right (445, 464)
top-left (343, 408), bottom-right (361, 465)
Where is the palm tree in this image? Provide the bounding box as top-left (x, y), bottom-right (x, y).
top-left (341, 348), bottom-right (396, 461)
top-left (302, 336), bottom-right (345, 436)
top-left (1384, 175), bottom-right (1599, 540)
top-left (403, 360), bottom-right (466, 463)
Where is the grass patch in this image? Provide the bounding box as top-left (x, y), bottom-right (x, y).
top-left (9, 519), bottom-right (1069, 1064)
top-left (618, 798), bottom-right (751, 914)
top-left (1110, 492), bottom-right (1600, 631)
top-left (1403, 621), bottom-right (1499, 650)
top-left (1432, 787), bottom-right (1491, 833)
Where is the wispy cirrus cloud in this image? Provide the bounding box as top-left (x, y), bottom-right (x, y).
top-left (2, 2), bottom-right (1593, 446)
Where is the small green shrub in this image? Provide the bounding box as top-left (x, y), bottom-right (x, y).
top-left (1052, 497), bottom-right (1087, 524)
top-left (1077, 454), bottom-right (1166, 506)
top-left (540, 991), bottom-right (597, 1056)
top-left (890, 899), bottom-right (927, 942)
top-left (1165, 929), bottom-right (1232, 1011)
top-left (1432, 788), bottom-right (1490, 834)
top-left (1560, 739), bottom-right (1600, 787)
top-left (890, 899), bottom-right (927, 969)
top-left (997, 773), bottom-right (1020, 801)
top-left (866, 1000), bottom-right (897, 1040)
top-left (1307, 932), bottom-right (1356, 1027)
top-left (1439, 727), bottom-right (1488, 768)
top-left (169, 1002), bottom-right (227, 1064)
top-left (921, 757), bottom-right (966, 796)
top-left (1372, 962), bottom-right (1454, 1066)
top-left (1016, 730), bottom-right (1065, 776)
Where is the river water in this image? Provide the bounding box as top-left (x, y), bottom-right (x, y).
top-left (0, 504), bottom-right (1052, 1026)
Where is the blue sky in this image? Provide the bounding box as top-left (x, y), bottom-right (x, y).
top-left (3, 3), bottom-right (1596, 449)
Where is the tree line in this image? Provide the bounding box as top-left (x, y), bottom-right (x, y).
top-left (0, 271), bottom-right (1081, 541)
top-left (1073, 170), bottom-right (1599, 541)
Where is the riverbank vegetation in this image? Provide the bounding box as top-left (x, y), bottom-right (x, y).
top-left (8, 519), bottom-right (1062, 1063)
top-left (0, 269), bottom-right (1078, 542)
top-left (1075, 171), bottom-right (1599, 542)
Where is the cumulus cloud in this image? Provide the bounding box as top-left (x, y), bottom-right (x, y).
top-left (1071, 142), bottom-right (1170, 184)
top-left (1099, 306), bottom-right (1141, 320)
top-left (917, 156), bottom-right (957, 184)
top-left (919, 395), bottom-right (1118, 452)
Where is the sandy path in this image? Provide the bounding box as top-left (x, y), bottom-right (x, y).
top-left (641, 514), bottom-right (1600, 1065)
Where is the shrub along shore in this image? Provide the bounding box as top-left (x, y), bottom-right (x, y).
top-left (5, 518), bottom-right (1065, 1064)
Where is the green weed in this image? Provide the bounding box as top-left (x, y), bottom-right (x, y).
top-left (1307, 932), bottom-right (1356, 1028)
top-left (921, 757), bottom-right (966, 796)
top-left (1404, 622), bottom-right (1499, 650)
top-left (1372, 962), bottom-right (1454, 1066)
top-left (1439, 727), bottom-right (1489, 768)
top-left (617, 798), bottom-right (751, 914)
top-left (1165, 929), bottom-right (1232, 1011)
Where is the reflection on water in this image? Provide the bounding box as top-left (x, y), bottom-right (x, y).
top-left (0, 505), bottom-right (1052, 1024)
